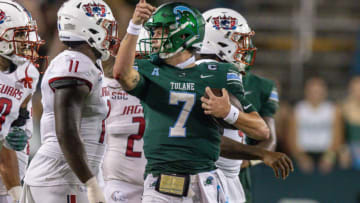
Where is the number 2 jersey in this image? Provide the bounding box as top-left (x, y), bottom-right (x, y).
top-left (24, 50), bottom-right (108, 186)
top-left (101, 77), bottom-right (146, 186)
top-left (0, 62), bottom-right (39, 140)
top-left (128, 59), bottom-right (255, 176)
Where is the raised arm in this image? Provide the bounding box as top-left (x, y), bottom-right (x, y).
top-left (201, 87), bottom-right (269, 140)
top-left (113, 0), bottom-right (155, 91)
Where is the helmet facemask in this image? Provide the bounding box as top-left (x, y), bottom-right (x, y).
top-left (100, 19), bottom-right (120, 57)
top-left (140, 22), bottom-right (199, 59)
top-left (229, 31), bottom-right (257, 72)
top-left (0, 21), bottom-right (46, 67)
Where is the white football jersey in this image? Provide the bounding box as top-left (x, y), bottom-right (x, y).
top-left (216, 129), bottom-right (245, 177)
top-left (24, 50), bottom-right (109, 186)
top-left (0, 62), bottom-right (39, 141)
top-left (102, 77), bottom-right (146, 186)
top-left (0, 83), bottom-right (34, 196)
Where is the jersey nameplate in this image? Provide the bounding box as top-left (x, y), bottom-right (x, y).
top-left (170, 82), bottom-right (195, 91)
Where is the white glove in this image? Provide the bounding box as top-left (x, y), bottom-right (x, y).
top-left (8, 186), bottom-right (21, 203)
top-left (85, 176), bottom-right (105, 203)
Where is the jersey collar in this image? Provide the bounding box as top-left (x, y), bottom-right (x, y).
top-left (175, 56), bottom-right (195, 69)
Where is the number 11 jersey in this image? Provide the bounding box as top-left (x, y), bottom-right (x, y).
top-left (24, 50), bottom-right (108, 186)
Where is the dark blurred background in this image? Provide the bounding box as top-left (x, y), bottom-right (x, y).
top-left (20, 0), bottom-right (360, 202)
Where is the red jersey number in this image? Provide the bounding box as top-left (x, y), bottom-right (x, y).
top-left (126, 117), bottom-right (145, 158)
top-left (0, 98), bottom-right (12, 131)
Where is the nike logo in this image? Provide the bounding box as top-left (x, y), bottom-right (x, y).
top-left (243, 104), bottom-right (252, 110)
top-left (200, 74), bottom-right (214, 79)
top-left (244, 91), bottom-right (252, 96)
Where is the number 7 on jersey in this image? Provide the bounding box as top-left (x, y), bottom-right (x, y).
top-left (169, 92), bottom-right (196, 137)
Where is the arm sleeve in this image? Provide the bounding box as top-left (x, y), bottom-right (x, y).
top-left (259, 83), bottom-right (279, 117)
top-left (126, 59), bottom-right (150, 100)
top-left (225, 65), bottom-right (256, 113)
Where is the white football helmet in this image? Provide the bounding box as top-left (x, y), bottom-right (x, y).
top-left (199, 8), bottom-right (256, 72)
top-left (57, 0), bottom-right (120, 61)
top-left (0, 0), bottom-right (45, 66)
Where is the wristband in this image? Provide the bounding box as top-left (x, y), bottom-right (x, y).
top-left (127, 20), bottom-right (142, 35)
top-left (85, 176), bottom-right (97, 188)
top-left (250, 160), bottom-right (263, 167)
top-left (224, 105), bottom-right (239, 125)
top-left (8, 186), bottom-right (21, 201)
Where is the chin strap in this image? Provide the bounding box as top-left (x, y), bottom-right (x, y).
top-left (175, 56), bottom-right (195, 69)
top-left (0, 54), bottom-right (28, 66)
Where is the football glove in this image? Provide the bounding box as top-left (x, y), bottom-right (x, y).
top-left (4, 127), bottom-right (28, 151)
top-left (8, 186), bottom-right (21, 203)
top-left (86, 176), bottom-right (105, 203)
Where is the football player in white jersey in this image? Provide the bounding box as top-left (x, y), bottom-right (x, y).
top-left (0, 102), bottom-right (34, 203)
top-left (0, 0), bottom-right (43, 202)
top-left (101, 56), bottom-right (146, 203)
top-left (197, 8), bottom-right (293, 202)
top-left (21, 0), bottom-right (119, 203)
top-left (101, 29), bottom-right (150, 202)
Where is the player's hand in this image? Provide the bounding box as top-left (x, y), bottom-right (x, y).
top-left (262, 151), bottom-right (294, 179)
top-left (86, 177), bottom-right (105, 203)
top-left (201, 87), bottom-right (231, 118)
top-left (132, 0), bottom-right (156, 25)
top-left (4, 127), bottom-right (29, 151)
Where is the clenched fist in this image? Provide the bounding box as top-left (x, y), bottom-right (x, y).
top-left (132, 0), bottom-right (156, 25)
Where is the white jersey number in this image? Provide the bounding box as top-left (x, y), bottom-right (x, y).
top-left (169, 92), bottom-right (196, 137)
top-left (0, 98), bottom-right (12, 131)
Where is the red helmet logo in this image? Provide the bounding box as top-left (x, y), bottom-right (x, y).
top-left (212, 15), bottom-right (238, 30)
top-left (0, 9), bottom-right (7, 24)
top-left (83, 3), bottom-right (106, 17)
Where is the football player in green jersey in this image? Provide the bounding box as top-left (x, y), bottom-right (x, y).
top-left (197, 8), bottom-right (293, 203)
top-left (113, 0), bottom-right (294, 202)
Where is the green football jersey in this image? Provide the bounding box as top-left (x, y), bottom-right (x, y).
top-left (240, 72), bottom-right (280, 203)
top-left (243, 72), bottom-right (279, 145)
top-left (128, 59), bottom-right (255, 175)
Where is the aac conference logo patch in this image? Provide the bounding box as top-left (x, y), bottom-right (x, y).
top-left (82, 3), bottom-right (106, 17)
top-left (0, 9), bottom-right (7, 24)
